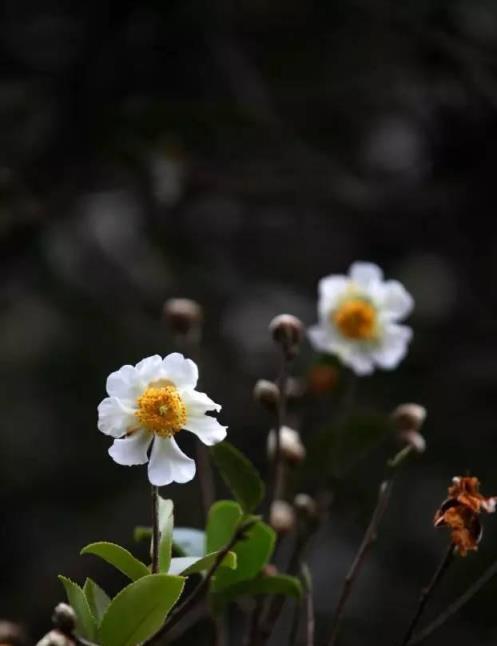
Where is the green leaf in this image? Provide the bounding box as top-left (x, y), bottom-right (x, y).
top-left (133, 526), bottom-right (152, 543)
top-left (83, 578), bottom-right (111, 624)
top-left (58, 576), bottom-right (97, 640)
top-left (158, 498), bottom-right (174, 573)
top-left (215, 573), bottom-right (302, 601)
top-left (210, 441), bottom-right (265, 513)
top-left (99, 574), bottom-right (184, 646)
top-left (172, 528), bottom-right (206, 557)
top-left (168, 551), bottom-right (237, 576)
top-left (206, 500), bottom-right (243, 554)
top-left (81, 542), bottom-right (149, 581)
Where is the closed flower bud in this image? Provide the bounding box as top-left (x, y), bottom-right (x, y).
top-left (253, 379), bottom-right (280, 410)
top-left (391, 403), bottom-right (426, 433)
top-left (269, 314), bottom-right (304, 360)
top-left (399, 429), bottom-right (426, 454)
top-left (163, 298), bottom-right (203, 337)
top-left (270, 500), bottom-right (296, 534)
top-left (267, 426), bottom-right (306, 464)
top-left (0, 622), bottom-right (28, 646)
top-left (52, 604), bottom-right (76, 635)
top-left (36, 631), bottom-right (72, 646)
top-left (293, 493), bottom-right (319, 519)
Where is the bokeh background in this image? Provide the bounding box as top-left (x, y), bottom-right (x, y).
top-left (2, 1), bottom-right (497, 644)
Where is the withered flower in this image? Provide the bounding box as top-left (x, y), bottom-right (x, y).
top-left (434, 476), bottom-right (497, 556)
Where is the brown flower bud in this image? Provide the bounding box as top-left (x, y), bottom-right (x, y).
top-left (52, 604), bottom-right (76, 635)
top-left (270, 500), bottom-right (296, 534)
top-left (269, 314), bottom-right (304, 360)
top-left (0, 622), bottom-right (28, 646)
top-left (267, 426), bottom-right (306, 464)
top-left (293, 493), bottom-right (319, 519)
top-left (253, 379), bottom-right (280, 410)
top-left (163, 298), bottom-right (203, 337)
top-left (391, 403), bottom-right (426, 433)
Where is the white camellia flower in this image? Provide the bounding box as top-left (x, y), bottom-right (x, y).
top-left (97, 353), bottom-right (226, 486)
top-left (308, 262), bottom-right (414, 376)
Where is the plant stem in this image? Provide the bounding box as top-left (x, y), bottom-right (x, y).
top-left (327, 445), bottom-right (415, 646)
top-left (399, 544), bottom-right (455, 646)
top-left (144, 519), bottom-right (256, 646)
top-left (270, 349), bottom-right (289, 509)
top-left (408, 555), bottom-right (497, 645)
top-left (151, 485), bottom-right (160, 574)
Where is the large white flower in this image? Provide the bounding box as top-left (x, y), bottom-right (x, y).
top-left (97, 353), bottom-right (226, 486)
top-left (308, 262), bottom-right (414, 376)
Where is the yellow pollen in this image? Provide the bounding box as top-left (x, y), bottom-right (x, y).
top-left (135, 385), bottom-right (187, 437)
top-left (333, 298), bottom-right (377, 340)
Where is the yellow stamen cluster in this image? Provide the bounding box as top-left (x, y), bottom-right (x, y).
top-left (333, 298), bottom-right (377, 340)
top-left (135, 385), bottom-right (187, 437)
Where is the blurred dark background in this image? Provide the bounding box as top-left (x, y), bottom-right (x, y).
top-left (2, 0), bottom-right (497, 644)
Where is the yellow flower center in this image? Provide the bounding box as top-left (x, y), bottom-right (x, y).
top-left (333, 298), bottom-right (377, 340)
top-left (135, 384), bottom-right (187, 437)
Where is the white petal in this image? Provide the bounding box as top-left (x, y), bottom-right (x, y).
top-left (372, 324), bottom-right (412, 369)
top-left (97, 397), bottom-right (137, 437)
top-left (308, 325), bottom-right (333, 352)
top-left (377, 280), bottom-right (414, 320)
top-left (108, 430), bottom-right (152, 465)
top-left (318, 275), bottom-right (348, 302)
top-left (106, 364), bottom-right (140, 399)
top-left (135, 355), bottom-right (163, 385)
top-left (342, 350), bottom-right (375, 376)
top-left (184, 415), bottom-right (227, 446)
top-left (148, 436), bottom-right (196, 486)
top-left (349, 262), bottom-right (383, 288)
top-left (162, 353), bottom-right (198, 389)
top-left (182, 389), bottom-right (221, 415)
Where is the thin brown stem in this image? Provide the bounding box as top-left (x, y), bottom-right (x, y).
top-left (151, 485), bottom-right (160, 574)
top-left (144, 519), bottom-right (256, 646)
top-left (409, 555), bottom-right (497, 645)
top-left (399, 544), bottom-right (455, 646)
top-left (303, 564), bottom-right (315, 646)
top-left (269, 350), bottom-right (289, 509)
top-left (196, 442), bottom-right (215, 519)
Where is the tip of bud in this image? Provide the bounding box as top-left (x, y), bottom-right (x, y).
top-left (52, 604), bottom-right (76, 634)
top-left (269, 314), bottom-right (304, 360)
top-left (270, 500), bottom-right (296, 534)
top-left (163, 298), bottom-right (203, 336)
top-left (293, 493), bottom-right (319, 519)
top-left (399, 429), bottom-right (426, 454)
top-left (391, 403), bottom-right (427, 433)
top-left (267, 426), bottom-right (306, 464)
top-left (253, 379), bottom-right (280, 410)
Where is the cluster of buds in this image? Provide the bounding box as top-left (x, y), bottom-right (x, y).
top-left (434, 476), bottom-right (497, 556)
top-left (36, 604), bottom-right (76, 646)
top-left (391, 403), bottom-right (427, 454)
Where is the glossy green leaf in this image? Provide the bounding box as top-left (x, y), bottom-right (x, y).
top-left (158, 498), bottom-right (174, 573)
top-left (81, 542), bottom-right (149, 581)
top-left (99, 574), bottom-right (184, 646)
top-left (206, 500), bottom-right (243, 554)
top-left (58, 576), bottom-right (97, 640)
top-left (172, 528), bottom-right (205, 557)
top-left (168, 550), bottom-right (237, 576)
top-left (83, 578), bottom-right (111, 624)
top-left (210, 441), bottom-right (265, 513)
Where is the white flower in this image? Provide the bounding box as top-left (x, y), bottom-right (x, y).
top-left (308, 262), bottom-right (414, 376)
top-left (97, 353), bottom-right (226, 486)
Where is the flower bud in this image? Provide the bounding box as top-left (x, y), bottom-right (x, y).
top-left (0, 622), bottom-right (28, 646)
top-left (267, 426), bottom-right (306, 464)
top-left (52, 604), bottom-right (76, 635)
top-left (253, 379), bottom-right (280, 411)
top-left (36, 632), bottom-right (72, 646)
top-left (163, 298), bottom-right (203, 337)
top-left (269, 314), bottom-right (304, 360)
top-left (270, 500), bottom-right (296, 534)
top-left (399, 429), bottom-right (426, 454)
top-left (391, 403), bottom-right (426, 433)
top-left (293, 493), bottom-right (319, 520)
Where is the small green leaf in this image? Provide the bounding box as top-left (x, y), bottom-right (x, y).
top-left (158, 498), bottom-right (174, 573)
top-left (168, 551), bottom-right (237, 576)
top-left (58, 576), bottom-right (97, 640)
top-left (206, 500), bottom-right (243, 554)
top-left (216, 573), bottom-right (302, 600)
top-left (210, 441), bottom-right (265, 513)
top-left (83, 578), bottom-right (111, 624)
top-left (172, 528), bottom-right (206, 557)
top-left (99, 574), bottom-right (184, 646)
top-left (133, 526), bottom-right (152, 543)
top-left (81, 542), bottom-right (149, 581)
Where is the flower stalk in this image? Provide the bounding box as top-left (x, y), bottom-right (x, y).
top-left (151, 485), bottom-right (160, 574)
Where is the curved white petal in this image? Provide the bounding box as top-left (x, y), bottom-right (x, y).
top-left (97, 397), bottom-right (137, 437)
top-left (318, 275), bottom-right (348, 302)
top-left (135, 355), bottom-right (163, 386)
top-left (342, 349), bottom-right (375, 376)
top-left (162, 353), bottom-right (198, 389)
top-left (182, 389), bottom-right (221, 415)
top-left (108, 430), bottom-right (152, 465)
top-left (372, 324), bottom-right (412, 369)
top-left (148, 436), bottom-right (196, 486)
top-left (377, 280), bottom-right (414, 321)
top-left (308, 325), bottom-right (334, 352)
top-left (349, 262), bottom-right (383, 288)
top-left (184, 414), bottom-right (227, 446)
top-left (106, 364), bottom-right (140, 399)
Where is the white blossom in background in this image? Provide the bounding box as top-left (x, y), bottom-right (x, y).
top-left (97, 353), bottom-right (226, 486)
top-left (308, 262), bottom-right (414, 376)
